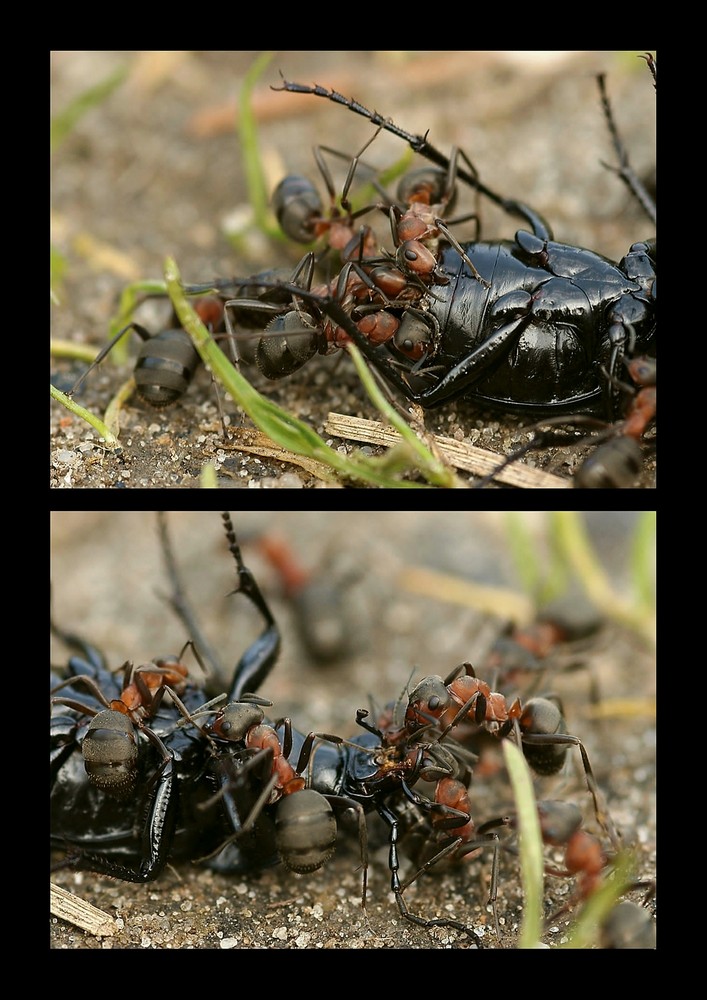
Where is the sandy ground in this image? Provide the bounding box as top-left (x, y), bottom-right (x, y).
top-left (50, 51), bottom-right (656, 488)
top-left (50, 511), bottom-right (656, 949)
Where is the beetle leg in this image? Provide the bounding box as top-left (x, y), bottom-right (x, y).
top-left (59, 729), bottom-right (179, 883)
top-left (156, 512), bottom-right (282, 703)
top-left (416, 314), bottom-right (530, 407)
top-left (219, 512), bottom-right (282, 702)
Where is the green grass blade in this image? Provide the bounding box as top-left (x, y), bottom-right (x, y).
top-left (164, 257), bottom-right (434, 488)
top-left (630, 511), bottom-right (656, 618)
top-left (559, 852), bottom-right (638, 949)
top-left (549, 511), bottom-right (655, 641)
top-left (51, 340), bottom-right (100, 364)
top-left (200, 462), bottom-right (218, 488)
top-left (51, 245), bottom-right (67, 301)
top-left (502, 740), bottom-right (544, 948)
top-left (504, 513), bottom-right (544, 600)
top-left (51, 384), bottom-right (121, 450)
top-left (346, 344), bottom-right (463, 487)
top-left (239, 52), bottom-right (280, 239)
top-left (51, 65), bottom-right (128, 152)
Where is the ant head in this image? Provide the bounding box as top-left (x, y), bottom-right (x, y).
top-left (397, 166), bottom-right (457, 214)
top-left (206, 701), bottom-right (265, 743)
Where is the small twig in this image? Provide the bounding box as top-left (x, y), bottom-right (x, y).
top-left (266, 898), bottom-right (298, 910)
top-left (400, 565), bottom-right (535, 625)
top-left (324, 412), bottom-right (571, 489)
top-left (50, 883), bottom-right (116, 937)
top-left (220, 428), bottom-right (341, 484)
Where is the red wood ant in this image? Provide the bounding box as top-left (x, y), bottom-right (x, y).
top-left (51, 625), bottom-right (198, 804)
top-left (494, 798), bottom-right (652, 939)
top-left (600, 900), bottom-right (656, 948)
top-left (272, 134), bottom-right (382, 259)
top-left (536, 799), bottom-right (608, 914)
top-left (574, 354), bottom-right (656, 487)
top-left (404, 661), bottom-right (621, 852)
top-left (253, 531), bottom-right (361, 664)
top-left (178, 693), bottom-right (345, 876)
top-left (482, 594), bottom-right (603, 696)
top-left (67, 296), bottom-right (224, 409)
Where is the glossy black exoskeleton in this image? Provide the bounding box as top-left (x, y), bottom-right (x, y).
top-left (50, 511), bottom-right (283, 882)
top-left (50, 642), bottom-right (229, 880)
top-left (384, 236), bottom-right (654, 414)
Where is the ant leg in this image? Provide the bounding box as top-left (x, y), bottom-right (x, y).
top-left (273, 77), bottom-right (554, 235)
top-left (51, 673), bottom-right (116, 711)
top-left (67, 323), bottom-right (150, 397)
top-left (195, 747), bottom-right (279, 865)
top-left (520, 725), bottom-right (622, 852)
top-left (324, 794), bottom-right (370, 907)
top-left (376, 799), bottom-right (482, 945)
top-left (315, 126), bottom-right (386, 217)
top-left (400, 835), bottom-right (464, 890)
top-left (434, 218), bottom-right (489, 287)
top-left (401, 832), bottom-right (502, 940)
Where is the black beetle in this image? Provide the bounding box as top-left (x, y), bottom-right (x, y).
top-left (50, 512), bottom-right (283, 881)
top-left (200, 58), bottom-right (655, 486)
top-left (263, 66), bottom-right (654, 411)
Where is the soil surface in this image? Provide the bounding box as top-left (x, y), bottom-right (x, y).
top-left (50, 51), bottom-right (656, 489)
top-left (50, 511), bottom-right (656, 950)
